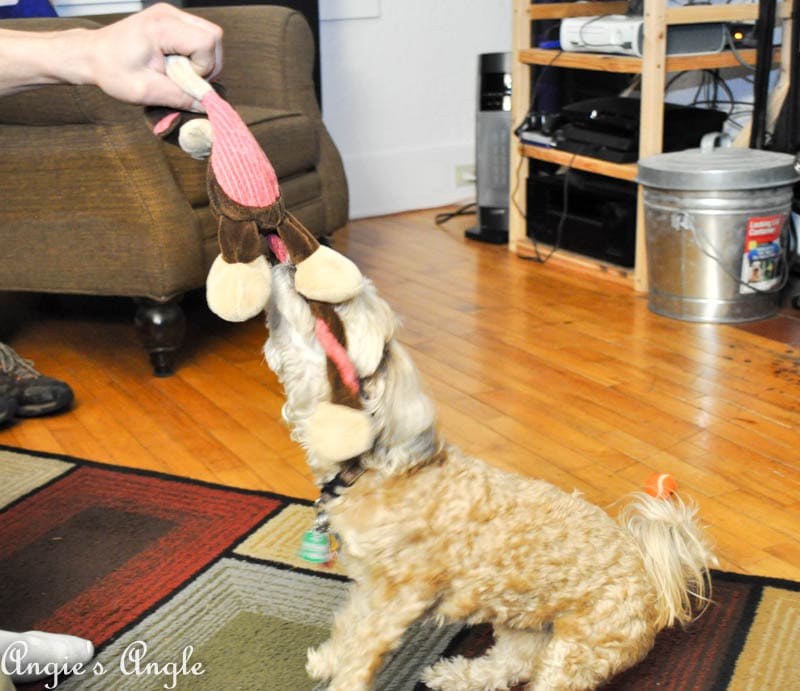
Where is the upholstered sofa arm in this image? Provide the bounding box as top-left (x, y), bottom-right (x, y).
top-left (188, 6), bottom-right (322, 120)
top-left (0, 17), bottom-right (143, 126)
top-left (0, 7), bottom-right (318, 125)
top-left (83, 5), bottom-right (320, 118)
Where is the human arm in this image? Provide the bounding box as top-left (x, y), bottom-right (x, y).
top-left (0, 3), bottom-right (222, 110)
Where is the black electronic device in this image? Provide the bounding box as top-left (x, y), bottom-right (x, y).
top-left (468, 52), bottom-right (512, 245)
top-left (553, 97), bottom-right (728, 163)
top-left (526, 170), bottom-right (637, 267)
top-left (729, 21), bottom-right (758, 48)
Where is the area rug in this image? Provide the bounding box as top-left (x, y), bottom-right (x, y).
top-left (1, 445), bottom-right (797, 690)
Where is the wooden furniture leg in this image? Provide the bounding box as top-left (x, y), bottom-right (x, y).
top-left (134, 298), bottom-right (187, 377)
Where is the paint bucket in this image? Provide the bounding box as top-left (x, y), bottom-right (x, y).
top-left (637, 133), bottom-right (799, 323)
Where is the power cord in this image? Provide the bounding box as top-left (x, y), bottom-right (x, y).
top-left (523, 153), bottom-right (578, 264)
top-left (513, 49), bottom-right (564, 137)
top-left (434, 202), bottom-right (476, 226)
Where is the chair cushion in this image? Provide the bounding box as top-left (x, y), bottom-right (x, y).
top-left (162, 105), bottom-right (320, 207)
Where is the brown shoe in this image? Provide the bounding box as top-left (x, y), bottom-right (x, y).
top-left (0, 344), bottom-right (74, 417)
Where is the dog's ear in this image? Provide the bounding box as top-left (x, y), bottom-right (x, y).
top-left (336, 281), bottom-right (397, 378)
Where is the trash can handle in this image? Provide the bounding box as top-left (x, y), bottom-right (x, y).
top-left (700, 131), bottom-right (732, 153)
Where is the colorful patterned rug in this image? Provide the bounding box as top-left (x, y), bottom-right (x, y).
top-left (0, 444), bottom-right (797, 690)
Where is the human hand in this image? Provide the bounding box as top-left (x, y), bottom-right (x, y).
top-left (83, 3), bottom-right (223, 110)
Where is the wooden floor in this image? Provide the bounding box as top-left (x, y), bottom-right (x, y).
top-left (1, 207), bottom-right (799, 581)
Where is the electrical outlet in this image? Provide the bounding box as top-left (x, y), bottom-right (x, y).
top-left (455, 164), bottom-right (476, 187)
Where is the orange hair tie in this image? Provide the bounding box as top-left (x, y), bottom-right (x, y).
top-left (644, 472), bottom-right (678, 499)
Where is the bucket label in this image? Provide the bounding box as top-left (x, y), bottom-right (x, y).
top-left (740, 214), bottom-right (785, 294)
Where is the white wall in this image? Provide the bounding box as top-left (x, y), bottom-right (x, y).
top-left (319, 0), bottom-right (512, 219)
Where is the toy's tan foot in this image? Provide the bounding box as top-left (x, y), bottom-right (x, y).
top-left (178, 118), bottom-right (213, 159)
top-left (206, 254), bottom-right (271, 322)
top-left (307, 402), bottom-right (373, 462)
top-left (295, 246), bottom-right (362, 303)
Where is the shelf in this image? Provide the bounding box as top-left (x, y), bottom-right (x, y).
top-left (519, 47), bottom-right (774, 74)
top-left (519, 144), bottom-right (638, 182)
top-left (528, 0), bottom-right (787, 23)
top-left (515, 238), bottom-right (634, 286)
top-left (528, 1), bottom-right (629, 20)
top-left (665, 1), bottom-right (790, 24)
top-left (509, 0), bottom-right (793, 293)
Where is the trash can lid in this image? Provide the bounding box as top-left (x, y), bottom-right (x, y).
top-left (637, 133), bottom-right (800, 191)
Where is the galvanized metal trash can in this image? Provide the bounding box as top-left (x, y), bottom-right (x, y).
top-left (637, 134), bottom-right (800, 323)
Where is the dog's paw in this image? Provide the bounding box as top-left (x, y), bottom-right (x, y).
top-left (421, 657), bottom-right (476, 691)
top-left (306, 642), bottom-right (336, 681)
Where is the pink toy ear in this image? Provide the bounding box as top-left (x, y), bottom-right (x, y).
top-left (152, 111), bottom-right (181, 137)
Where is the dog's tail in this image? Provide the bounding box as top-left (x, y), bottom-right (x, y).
top-left (618, 492), bottom-right (717, 630)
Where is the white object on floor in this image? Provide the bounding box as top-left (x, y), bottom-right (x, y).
top-left (0, 630), bottom-right (94, 683)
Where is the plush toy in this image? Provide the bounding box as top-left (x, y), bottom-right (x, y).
top-left (155, 56), bottom-right (375, 471)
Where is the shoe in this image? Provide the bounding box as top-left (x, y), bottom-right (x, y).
top-left (0, 377), bottom-right (17, 426)
top-left (0, 344), bottom-right (74, 417)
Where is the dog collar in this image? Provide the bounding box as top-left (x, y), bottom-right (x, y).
top-left (320, 458), bottom-right (365, 497)
top-left (299, 459), bottom-right (364, 565)
top-left (312, 458), bottom-right (365, 535)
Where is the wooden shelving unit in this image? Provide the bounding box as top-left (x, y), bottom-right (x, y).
top-left (509, 0), bottom-right (792, 291)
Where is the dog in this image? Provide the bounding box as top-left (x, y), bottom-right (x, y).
top-left (263, 259), bottom-right (716, 691)
top-left (154, 61), bottom-right (710, 689)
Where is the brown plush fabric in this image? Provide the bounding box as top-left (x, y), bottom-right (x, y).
top-left (217, 219), bottom-right (263, 264)
top-left (277, 212), bottom-right (321, 264)
top-left (0, 6), bottom-right (348, 303)
top-left (207, 174), bottom-right (288, 236)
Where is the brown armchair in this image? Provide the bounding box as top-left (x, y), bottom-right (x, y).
top-left (0, 5), bottom-right (348, 375)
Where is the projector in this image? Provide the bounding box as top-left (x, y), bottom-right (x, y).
top-left (559, 15), bottom-right (726, 57)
